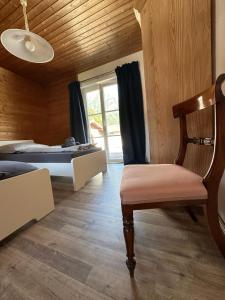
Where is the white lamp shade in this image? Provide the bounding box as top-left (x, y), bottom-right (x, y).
top-left (1, 29), bottom-right (54, 63)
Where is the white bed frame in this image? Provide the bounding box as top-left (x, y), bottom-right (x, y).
top-left (0, 168), bottom-right (54, 241)
top-left (0, 140), bottom-right (107, 191)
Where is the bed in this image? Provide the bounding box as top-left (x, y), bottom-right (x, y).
top-left (0, 161), bottom-right (54, 242)
top-left (0, 140), bottom-right (107, 191)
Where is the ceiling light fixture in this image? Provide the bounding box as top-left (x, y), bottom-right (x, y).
top-left (0, 0), bottom-right (54, 63)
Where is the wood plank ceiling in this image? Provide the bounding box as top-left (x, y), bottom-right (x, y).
top-left (0, 0), bottom-right (142, 83)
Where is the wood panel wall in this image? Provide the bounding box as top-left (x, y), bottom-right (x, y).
top-left (0, 67), bottom-right (49, 143)
top-left (135, 0), bottom-right (212, 175)
top-left (47, 77), bottom-right (72, 145)
top-left (0, 66), bottom-right (75, 146)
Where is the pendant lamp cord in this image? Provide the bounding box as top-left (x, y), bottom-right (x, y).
top-left (20, 0), bottom-right (29, 31)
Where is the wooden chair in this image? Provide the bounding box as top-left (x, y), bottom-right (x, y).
top-left (120, 74), bottom-right (225, 277)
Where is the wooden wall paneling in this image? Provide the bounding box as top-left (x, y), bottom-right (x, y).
top-left (133, 0), bottom-right (146, 11)
top-left (135, 0), bottom-right (212, 175)
top-left (0, 67), bottom-right (48, 143)
top-left (46, 76), bottom-right (74, 145)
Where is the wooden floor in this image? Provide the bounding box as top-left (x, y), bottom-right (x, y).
top-left (1, 164), bottom-right (225, 300)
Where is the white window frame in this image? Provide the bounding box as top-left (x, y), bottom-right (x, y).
top-left (81, 76), bottom-right (123, 163)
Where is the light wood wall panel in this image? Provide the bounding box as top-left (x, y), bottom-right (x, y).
top-left (0, 67), bottom-right (48, 143)
top-left (47, 77), bottom-right (72, 145)
top-left (135, 0), bottom-right (212, 175)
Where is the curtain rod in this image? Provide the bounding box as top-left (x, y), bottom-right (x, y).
top-left (80, 71), bottom-right (115, 83)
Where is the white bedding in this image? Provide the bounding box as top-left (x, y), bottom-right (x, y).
top-left (0, 142), bottom-right (93, 153)
top-left (18, 145), bottom-right (81, 153)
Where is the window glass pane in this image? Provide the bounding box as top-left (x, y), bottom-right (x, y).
top-left (108, 136), bottom-right (123, 160)
top-left (86, 90), bottom-right (101, 115)
top-left (88, 114), bottom-right (103, 137)
top-left (103, 84), bottom-right (118, 111)
top-left (91, 137), bottom-right (105, 150)
top-left (106, 111), bottom-right (120, 136)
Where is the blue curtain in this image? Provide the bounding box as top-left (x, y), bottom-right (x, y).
top-left (68, 81), bottom-right (88, 144)
top-left (115, 61), bottom-right (146, 165)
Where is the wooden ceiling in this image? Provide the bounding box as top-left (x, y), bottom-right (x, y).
top-left (0, 0), bottom-right (142, 83)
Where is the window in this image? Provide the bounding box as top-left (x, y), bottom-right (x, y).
top-left (82, 77), bottom-right (123, 163)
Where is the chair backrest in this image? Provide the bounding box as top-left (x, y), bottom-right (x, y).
top-left (172, 74), bottom-right (225, 192)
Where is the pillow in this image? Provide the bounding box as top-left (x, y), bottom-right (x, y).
top-left (0, 142), bottom-right (47, 153)
top-left (62, 137), bottom-right (76, 148)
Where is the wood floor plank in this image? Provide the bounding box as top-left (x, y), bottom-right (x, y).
top-left (0, 283), bottom-right (31, 300)
top-left (0, 248), bottom-right (111, 300)
top-left (0, 164), bottom-right (225, 299)
top-left (10, 237), bottom-right (92, 284)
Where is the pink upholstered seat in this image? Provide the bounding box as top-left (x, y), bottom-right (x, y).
top-left (120, 164), bottom-right (208, 205)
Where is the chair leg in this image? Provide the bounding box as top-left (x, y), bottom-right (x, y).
top-left (122, 206), bottom-right (136, 277)
top-left (206, 199), bottom-right (225, 258)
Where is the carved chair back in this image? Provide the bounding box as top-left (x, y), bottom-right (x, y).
top-left (172, 74), bottom-right (225, 195)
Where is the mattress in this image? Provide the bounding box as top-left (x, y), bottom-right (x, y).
top-left (0, 161), bottom-right (37, 180)
top-left (0, 148), bottom-right (102, 163)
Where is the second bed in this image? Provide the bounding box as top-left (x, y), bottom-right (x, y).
top-left (0, 140), bottom-right (107, 191)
